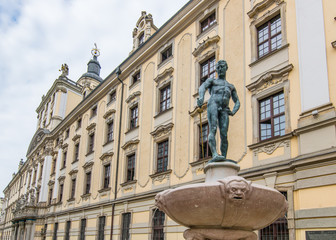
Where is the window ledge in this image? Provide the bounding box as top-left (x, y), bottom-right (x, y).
top-left (196, 22), bottom-right (218, 40)
top-left (67, 198), bottom-right (75, 202)
top-left (72, 160), bottom-right (79, 164)
top-left (190, 157), bottom-right (211, 167)
top-left (248, 132), bottom-right (293, 150)
top-left (120, 180), bottom-right (137, 187)
top-left (158, 56), bottom-right (173, 69)
top-left (249, 43), bottom-right (289, 67)
top-left (154, 107), bottom-right (173, 118)
top-left (81, 193), bottom-right (91, 200)
top-left (149, 169), bottom-right (172, 179)
top-left (98, 187), bottom-right (111, 193)
top-left (125, 126), bottom-right (139, 134)
top-left (85, 151), bottom-right (94, 157)
top-left (103, 140), bottom-right (114, 147)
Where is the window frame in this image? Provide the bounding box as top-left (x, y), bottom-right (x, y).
top-left (98, 216), bottom-right (106, 240)
top-left (80, 218), bottom-right (86, 240)
top-left (156, 140), bottom-right (169, 173)
top-left (159, 84), bottom-right (171, 113)
top-left (91, 105), bottom-right (97, 118)
top-left (106, 121), bottom-right (114, 143)
top-left (200, 11), bottom-right (216, 33)
top-left (73, 142), bottom-right (80, 162)
top-left (257, 14), bottom-right (282, 59)
top-left (87, 132), bottom-right (95, 154)
top-left (259, 91), bottom-right (285, 141)
top-left (65, 221), bottom-right (71, 240)
top-left (129, 105), bottom-right (139, 130)
top-left (152, 209), bottom-right (165, 240)
top-left (70, 177), bottom-right (76, 199)
top-left (126, 154), bottom-right (136, 182)
top-left (52, 222), bottom-right (58, 240)
top-left (108, 90), bottom-right (116, 104)
top-left (121, 212), bottom-right (131, 240)
top-left (160, 45), bottom-right (173, 63)
top-left (200, 55), bottom-right (216, 86)
top-left (199, 122), bottom-right (212, 160)
top-left (103, 164), bottom-right (111, 189)
top-left (131, 71), bottom-right (141, 86)
top-left (85, 171), bottom-right (91, 195)
top-left (58, 183), bottom-right (64, 203)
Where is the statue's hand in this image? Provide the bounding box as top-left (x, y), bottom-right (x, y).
top-left (197, 98), bottom-right (203, 108)
top-left (228, 110), bottom-right (234, 116)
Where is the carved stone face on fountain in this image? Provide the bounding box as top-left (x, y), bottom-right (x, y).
top-left (227, 180), bottom-right (249, 200)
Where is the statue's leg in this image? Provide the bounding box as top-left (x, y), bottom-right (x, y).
top-left (207, 103), bottom-right (219, 157)
top-left (218, 111), bottom-right (229, 158)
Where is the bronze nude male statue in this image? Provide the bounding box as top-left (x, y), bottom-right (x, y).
top-left (197, 60), bottom-right (240, 163)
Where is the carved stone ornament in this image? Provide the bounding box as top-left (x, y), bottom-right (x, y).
top-left (121, 139), bottom-right (140, 151)
top-left (125, 91), bottom-right (141, 104)
top-left (150, 169), bottom-right (172, 184)
top-left (72, 134), bottom-right (81, 142)
top-left (246, 64), bottom-right (293, 94)
top-left (192, 35), bottom-right (220, 57)
top-left (247, 0), bottom-right (284, 19)
top-left (255, 140), bottom-right (290, 155)
top-left (150, 123), bottom-right (174, 140)
top-left (332, 41), bottom-right (336, 49)
top-left (103, 109), bottom-right (116, 119)
top-left (189, 102), bottom-right (207, 118)
top-left (86, 123), bottom-right (96, 131)
top-left (47, 180), bottom-right (55, 186)
top-left (100, 151), bottom-right (114, 161)
top-left (58, 176), bottom-right (65, 183)
top-left (68, 169), bottom-right (78, 176)
top-left (154, 67), bottom-right (174, 85)
top-left (82, 161), bottom-right (94, 169)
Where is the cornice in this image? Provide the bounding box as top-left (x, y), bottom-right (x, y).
top-left (86, 123), bottom-right (96, 131)
top-left (192, 35), bottom-right (220, 57)
top-left (125, 91), bottom-right (141, 104)
top-left (82, 161), bottom-right (94, 169)
top-left (189, 103), bottom-right (207, 117)
top-left (154, 67), bottom-right (174, 83)
top-left (72, 134), bottom-right (81, 142)
top-left (247, 0), bottom-right (283, 19)
top-left (68, 169), bottom-right (78, 175)
top-left (150, 123), bottom-right (174, 139)
top-left (100, 152), bottom-right (114, 160)
top-left (121, 139), bottom-right (140, 150)
top-left (246, 64), bottom-right (293, 93)
top-left (103, 109), bottom-right (116, 119)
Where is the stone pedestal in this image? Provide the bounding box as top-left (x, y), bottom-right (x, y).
top-left (204, 161), bottom-right (240, 182)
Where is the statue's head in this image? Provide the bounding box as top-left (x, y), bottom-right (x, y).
top-left (216, 60), bottom-right (228, 76)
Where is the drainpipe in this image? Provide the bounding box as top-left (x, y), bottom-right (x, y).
top-left (110, 67), bottom-right (124, 240)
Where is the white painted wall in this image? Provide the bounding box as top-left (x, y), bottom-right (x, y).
top-left (295, 0), bottom-right (329, 111)
top-left (39, 156), bottom-right (52, 202)
top-left (59, 91), bottom-right (67, 118)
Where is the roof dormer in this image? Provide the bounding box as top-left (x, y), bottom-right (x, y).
top-left (131, 11), bottom-right (158, 53)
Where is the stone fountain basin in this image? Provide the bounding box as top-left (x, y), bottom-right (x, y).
top-left (155, 176), bottom-right (288, 231)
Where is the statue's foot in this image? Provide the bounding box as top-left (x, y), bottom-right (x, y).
top-left (208, 156), bottom-right (237, 164)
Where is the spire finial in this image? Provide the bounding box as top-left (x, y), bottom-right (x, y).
top-left (91, 43), bottom-right (100, 57)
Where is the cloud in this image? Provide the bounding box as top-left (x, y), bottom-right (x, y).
top-left (0, 0), bottom-right (189, 196)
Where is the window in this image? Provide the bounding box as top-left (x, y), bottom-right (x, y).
top-left (103, 164), bottom-right (111, 189)
top-left (48, 188), bottom-right (53, 205)
top-left (161, 46), bottom-right (172, 63)
top-left (65, 221), bottom-right (71, 240)
top-left (132, 71), bottom-right (141, 86)
top-left (91, 105), bottom-right (97, 118)
top-left (138, 33), bottom-right (144, 46)
top-left (65, 129), bottom-right (70, 139)
top-left (121, 213), bottom-right (131, 240)
top-left (259, 92), bottom-right (285, 141)
top-left (98, 216), bottom-right (105, 240)
top-left (70, 178), bottom-right (76, 199)
top-left (106, 121), bottom-right (114, 143)
top-left (52, 223), bottom-right (58, 240)
top-left (39, 164), bottom-right (44, 179)
top-left (152, 209), bottom-right (165, 240)
top-left (259, 192), bottom-right (288, 239)
top-left (85, 172), bottom-right (91, 194)
top-left (88, 133), bottom-right (95, 154)
top-left (74, 142), bottom-right (80, 162)
top-left (59, 183), bottom-right (64, 202)
top-left (200, 56), bottom-right (216, 85)
top-left (51, 158), bottom-right (56, 174)
top-left (257, 14), bottom-right (281, 58)
top-left (159, 85), bottom-right (171, 112)
top-left (62, 151), bottom-right (67, 168)
top-left (130, 105), bottom-right (138, 129)
top-left (77, 118), bottom-right (82, 129)
top-left (157, 140), bottom-right (169, 173)
top-left (126, 154), bottom-right (135, 182)
top-left (199, 123), bottom-right (212, 159)
top-left (108, 90), bottom-right (116, 103)
top-left (80, 219), bottom-right (86, 240)
top-left (200, 12), bottom-right (216, 33)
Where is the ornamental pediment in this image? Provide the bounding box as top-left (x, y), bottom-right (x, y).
top-left (150, 123), bottom-right (174, 139)
top-left (192, 35), bottom-right (220, 57)
top-left (27, 128), bottom-right (50, 156)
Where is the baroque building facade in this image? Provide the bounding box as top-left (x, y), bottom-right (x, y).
top-left (1, 0), bottom-right (336, 239)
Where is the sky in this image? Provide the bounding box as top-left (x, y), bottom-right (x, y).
top-left (0, 0), bottom-right (189, 197)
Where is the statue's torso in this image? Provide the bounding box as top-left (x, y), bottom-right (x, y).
top-left (209, 78), bottom-right (233, 107)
